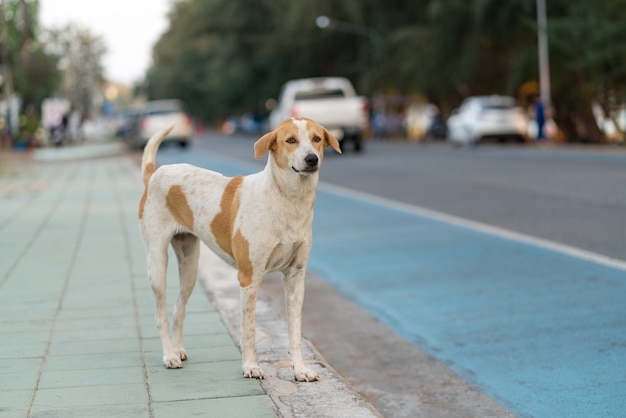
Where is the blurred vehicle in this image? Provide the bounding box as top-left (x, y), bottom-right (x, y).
top-left (446, 95), bottom-right (528, 146)
top-left (132, 99), bottom-right (193, 148)
top-left (223, 112), bottom-right (265, 135)
top-left (238, 112), bottom-right (265, 134)
top-left (115, 110), bottom-right (140, 142)
top-left (269, 77), bottom-right (369, 152)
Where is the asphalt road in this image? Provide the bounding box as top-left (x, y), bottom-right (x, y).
top-left (153, 133), bottom-right (626, 417)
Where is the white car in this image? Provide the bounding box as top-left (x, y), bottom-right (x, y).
top-left (446, 95), bottom-right (528, 146)
top-left (269, 77), bottom-right (369, 152)
top-left (134, 99), bottom-right (193, 148)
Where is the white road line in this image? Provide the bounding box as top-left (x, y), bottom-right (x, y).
top-left (319, 182), bottom-right (626, 272)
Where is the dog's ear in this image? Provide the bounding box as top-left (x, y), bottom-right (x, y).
top-left (254, 131), bottom-right (276, 159)
top-left (324, 129), bottom-right (342, 154)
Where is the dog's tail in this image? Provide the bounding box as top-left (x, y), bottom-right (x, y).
top-left (141, 125), bottom-right (174, 187)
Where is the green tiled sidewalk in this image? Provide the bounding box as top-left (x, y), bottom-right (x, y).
top-left (0, 155), bottom-right (275, 417)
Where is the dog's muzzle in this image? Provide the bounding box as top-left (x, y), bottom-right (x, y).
top-left (292, 153), bottom-right (319, 174)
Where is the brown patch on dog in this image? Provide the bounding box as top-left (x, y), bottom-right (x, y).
top-left (138, 162), bottom-right (157, 219)
top-left (211, 176), bottom-right (243, 257)
top-left (234, 230), bottom-right (253, 287)
top-left (166, 185), bottom-right (194, 230)
top-left (210, 176), bottom-right (253, 286)
top-left (143, 162), bottom-right (155, 186)
top-left (138, 190), bottom-right (147, 219)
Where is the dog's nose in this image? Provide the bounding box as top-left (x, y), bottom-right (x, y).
top-left (305, 154), bottom-right (319, 167)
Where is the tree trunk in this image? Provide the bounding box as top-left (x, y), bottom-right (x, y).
top-left (554, 103), bottom-right (606, 143)
top-left (576, 103), bottom-right (606, 143)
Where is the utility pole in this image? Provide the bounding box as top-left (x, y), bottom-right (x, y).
top-left (536, 0), bottom-right (551, 107)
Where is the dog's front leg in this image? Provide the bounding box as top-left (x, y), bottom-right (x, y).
top-left (283, 266), bottom-right (320, 382)
top-left (240, 279), bottom-right (264, 379)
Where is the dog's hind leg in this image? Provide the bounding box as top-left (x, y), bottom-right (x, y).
top-left (145, 236), bottom-right (181, 368)
top-left (170, 233), bottom-right (200, 362)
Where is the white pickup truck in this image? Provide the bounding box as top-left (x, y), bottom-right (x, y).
top-left (269, 77), bottom-right (369, 152)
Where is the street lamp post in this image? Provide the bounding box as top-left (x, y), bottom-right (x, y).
top-left (315, 15), bottom-right (380, 94)
top-left (536, 0), bottom-right (551, 107)
top-left (315, 16), bottom-right (379, 41)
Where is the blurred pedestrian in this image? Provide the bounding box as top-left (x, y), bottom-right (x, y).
top-left (533, 96), bottom-right (546, 141)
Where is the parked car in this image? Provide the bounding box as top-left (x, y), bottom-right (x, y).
top-left (446, 95), bottom-right (528, 146)
top-left (130, 99), bottom-right (193, 148)
top-left (268, 77), bottom-right (369, 152)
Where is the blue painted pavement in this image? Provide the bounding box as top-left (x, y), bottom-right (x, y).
top-left (157, 149), bottom-right (626, 418)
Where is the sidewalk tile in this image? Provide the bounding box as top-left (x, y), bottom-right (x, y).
top-left (153, 395), bottom-right (275, 418)
top-left (44, 352), bottom-right (143, 371)
top-left (38, 367), bottom-right (145, 389)
top-left (34, 383), bottom-right (147, 408)
top-left (0, 389), bottom-right (33, 414)
top-left (30, 404), bottom-right (150, 418)
top-left (47, 337), bottom-right (139, 357)
top-left (148, 377), bottom-right (266, 404)
top-left (0, 370), bottom-right (39, 391)
top-left (1, 331), bottom-right (49, 358)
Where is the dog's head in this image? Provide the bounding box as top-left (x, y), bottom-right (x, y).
top-left (254, 117), bottom-right (341, 175)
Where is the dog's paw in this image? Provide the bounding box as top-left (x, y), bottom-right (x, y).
top-left (293, 365), bottom-right (320, 382)
top-left (163, 355), bottom-right (183, 369)
top-left (243, 365), bottom-right (265, 379)
top-left (176, 348), bottom-right (188, 362)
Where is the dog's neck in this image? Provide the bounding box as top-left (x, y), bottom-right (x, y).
top-left (264, 154), bottom-right (319, 200)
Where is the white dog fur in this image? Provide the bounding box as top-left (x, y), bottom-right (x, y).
top-left (139, 117), bottom-right (341, 381)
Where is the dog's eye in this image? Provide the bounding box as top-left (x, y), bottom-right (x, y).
top-left (312, 136), bottom-right (321, 143)
top-left (286, 137), bottom-right (297, 144)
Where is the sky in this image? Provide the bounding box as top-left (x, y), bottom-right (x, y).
top-left (39, 0), bottom-right (171, 85)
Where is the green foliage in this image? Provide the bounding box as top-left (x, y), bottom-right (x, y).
top-left (1, 0), bottom-right (61, 109)
top-left (44, 24), bottom-right (107, 113)
top-left (14, 45), bottom-right (60, 105)
top-left (146, 0), bottom-right (389, 122)
top-left (146, 0), bottom-right (626, 141)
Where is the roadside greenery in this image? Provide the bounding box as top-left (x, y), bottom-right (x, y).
top-left (0, 0), bottom-right (59, 109)
top-left (0, 0), bottom-right (106, 139)
top-left (1, 0), bottom-right (624, 143)
top-left (146, 0), bottom-right (625, 142)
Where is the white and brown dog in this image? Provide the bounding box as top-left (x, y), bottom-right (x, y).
top-left (138, 117), bottom-right (341, 382)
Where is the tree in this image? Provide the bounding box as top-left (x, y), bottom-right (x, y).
top-left (146, 0), bottom-right (625, 141)
top-left (0, 0), bottom-right (60, 143)
top-left (146, 0), bottom-right (382, 122)
top-left (0, 0), bottom-right (61, 106)
top-left (14, 44), bottom-right (60, 106)
top-left (548, 0), bottom-right (626, 142)
top-left (42, 24), bottom-right (106, 115)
